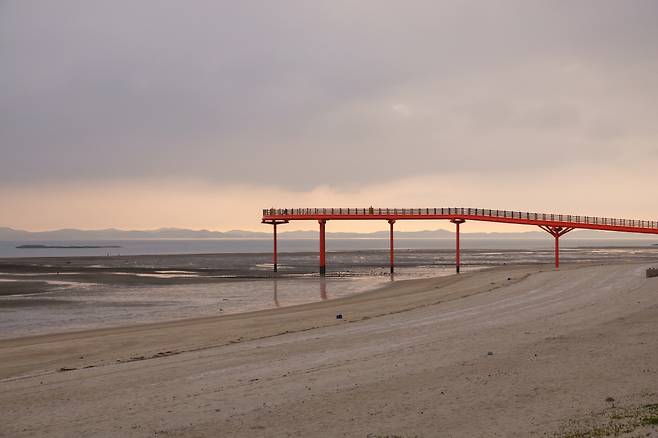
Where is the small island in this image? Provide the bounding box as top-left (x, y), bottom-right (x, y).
top-left (16, 244), bottom-right (122, 249)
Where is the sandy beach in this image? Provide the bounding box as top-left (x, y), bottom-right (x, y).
top-left (1, 262), bottom-right (657, 437)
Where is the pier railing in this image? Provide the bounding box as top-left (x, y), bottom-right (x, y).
top-left (263, 207), bottom-right (658, 230)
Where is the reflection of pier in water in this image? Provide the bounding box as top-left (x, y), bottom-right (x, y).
top-left (272, 278), bottom-right (330, 308)
top-left (273, 279), bottom-right (280, 308)
top-left (272, 274), bottom-right (396, 308)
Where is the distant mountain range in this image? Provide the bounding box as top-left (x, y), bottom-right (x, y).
top-left (0, 226), bottom-right (654, 241)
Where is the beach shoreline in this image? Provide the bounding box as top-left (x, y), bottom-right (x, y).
top-left (3, 247), bottom-right (658, 340)
top-left (1, 262), bottom-right (657, 437)
top-left (0, 264), bottom-right (522, 379)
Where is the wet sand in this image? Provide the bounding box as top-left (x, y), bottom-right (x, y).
top-left (0, 252), bottom-right (463, 338)
top-left (0, 280), bottom-right (61, 296)
top-left (1, 263), bottom-right (657, 437)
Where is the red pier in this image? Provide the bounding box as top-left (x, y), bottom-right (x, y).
top-left (262, 207), bottom-right (658, 276)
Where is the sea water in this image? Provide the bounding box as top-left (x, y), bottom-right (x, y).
top-left (1, 239), bottom-right (657, 338)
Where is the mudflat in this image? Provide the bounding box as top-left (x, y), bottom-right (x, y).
top-left (1, 263), bottom-right (657, 437)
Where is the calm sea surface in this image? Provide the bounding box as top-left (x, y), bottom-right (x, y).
top-left (2, 237), bottom-right (658, 258)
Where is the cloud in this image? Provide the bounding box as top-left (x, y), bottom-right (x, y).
top-left (1, 0), bottom-right (657, 190)
top-left (391, 104), bottom-right (412, 117)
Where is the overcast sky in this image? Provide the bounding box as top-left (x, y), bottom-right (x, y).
top-left (2, 1), bottom-right (657, 231)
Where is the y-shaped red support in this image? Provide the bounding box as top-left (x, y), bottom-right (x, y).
top-left (538, 225), bottom-right (575, 270)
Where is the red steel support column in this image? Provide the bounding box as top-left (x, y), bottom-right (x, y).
top-left (273, 222), bottom-right (278, 272)
top-left (456, 222), bottom-right (460, 273)
top-left (319, 219), bottom-right (327, 276)
top-left (451, 219), bottom-right (466, 273)
top-left (388, 219), bottom-right (395, 274)
top-left (554, 233), bottom-right (559, 270)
